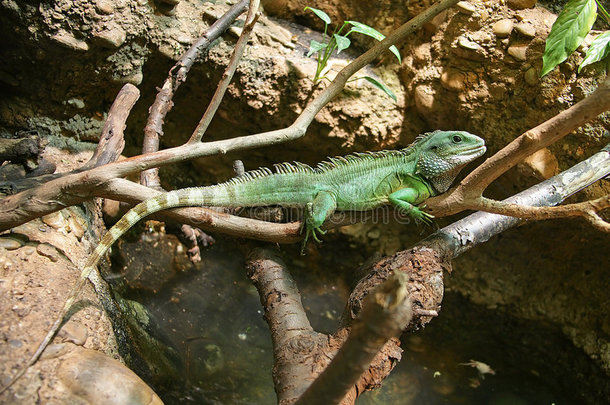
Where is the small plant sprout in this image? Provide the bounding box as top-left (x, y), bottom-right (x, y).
top-left (304, 6), bottom-right (401, 101)
top-left (541, 0), bottom-right (610, 77)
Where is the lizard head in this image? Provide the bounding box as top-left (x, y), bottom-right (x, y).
top-left (414, 130), bottom-right (486, 193)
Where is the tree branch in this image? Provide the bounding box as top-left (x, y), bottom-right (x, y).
top-left (245, 248), bottom-right (416, 405)
top-left (473, 193), bottom-right (609, 222)
top-left (140, 0), bottom-right (250, 187)
top-left (295, 273), bottom-right (412, 405)
top-left (81, 83), bottom-right (139, 169)
top-left (245, 248), bottom-right (325, 403)
top-left (189, 0), bottom-right (261, 143)
top-left (426, 76), bottom-right (610, 217)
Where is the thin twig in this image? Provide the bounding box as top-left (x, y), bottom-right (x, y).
top-left (189, 0), bottom-right (261, 143)
top-left (472, 194), bottom-right (610, 223)
top-left (141, 0), bottom-right (250, 187)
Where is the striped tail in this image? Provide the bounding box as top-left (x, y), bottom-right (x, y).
top-left (0, 186), bottom-right (215, 395)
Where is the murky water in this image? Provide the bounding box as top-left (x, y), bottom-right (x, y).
top-left (359, 293), bottom-right (602, 405)
top-left (128, 240), bottom-right (607, 404)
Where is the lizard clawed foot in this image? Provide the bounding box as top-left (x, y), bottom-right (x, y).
top-left (300, 224), bottom-right (326, 255)
top-left (414, 213), bottom-right (435, 227)
top-left (300, 201), bottom-right (329, 254)
top-left (311, 227), bottom-right (326, 243)
top-left (406, 204), bottom-right (434, 227)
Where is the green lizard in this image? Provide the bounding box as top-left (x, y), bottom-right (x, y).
top-left (0, 130), bottom-right (485, 394)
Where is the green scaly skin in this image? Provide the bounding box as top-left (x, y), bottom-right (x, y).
top-left (0, 130), bottom-right (485, 395)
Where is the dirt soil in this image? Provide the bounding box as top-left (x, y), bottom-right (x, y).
top-left (0, 0), bottom-right (609, 403)
top-left (0, 156), bottom-right (117, 403)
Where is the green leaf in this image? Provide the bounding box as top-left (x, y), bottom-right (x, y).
top-left (346, 21), bottom-right (401, 63)
top-left (363, 76), bottom-right (397, 101)
top-left (579, 31), bottom-right (610, 71)
top-left (333, 34), bottom-right (351, 54)
top-left (541, 0), bottom-right (598, 76)
top-left (307, 39), bottom-right (327, 57)
top-left (304, 7), bottom-right (331, 25)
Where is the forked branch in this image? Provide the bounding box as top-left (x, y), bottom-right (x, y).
top-left (189, 0), bottom-right (261, 143)
top-left (295, 273), bottom-right (412, 405)
top-left (141, 0), bottom-right (250, 187)
top-left (426, 76), bottom-right (610, 230)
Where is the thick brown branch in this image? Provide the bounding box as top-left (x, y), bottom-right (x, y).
top-left (295, 273), bottom-right (412, 405)
top-left (245, 248), bottom-right (324, 403)
top-left (335, 246), bottom-right (448, 401)
top-left (245, 248), bottom-right (416, 405)
top-left (81, 83), bottom-right (139, 169)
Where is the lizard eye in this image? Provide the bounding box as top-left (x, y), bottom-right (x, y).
top-left (452, 135), bottom-right (462, 143)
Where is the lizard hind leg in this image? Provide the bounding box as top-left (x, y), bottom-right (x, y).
top-left (300, 191), bottom-right (337, 254)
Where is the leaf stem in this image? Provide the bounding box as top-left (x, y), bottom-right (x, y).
top-left (595, 0), bottom-right (610, 24)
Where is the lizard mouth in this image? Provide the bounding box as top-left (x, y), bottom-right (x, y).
top-left (460, 144), bottom-right (487, 159)
top-left (473, 145), bottom-right (487, 155)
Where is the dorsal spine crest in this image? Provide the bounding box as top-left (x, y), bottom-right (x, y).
top-left (223, 146), bottom-right (423, 187)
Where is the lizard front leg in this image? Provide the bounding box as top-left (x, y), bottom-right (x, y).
top-left (388, 187), bottom-right (433, 225)
top-left (301, 190), bottom-right (337, 253)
